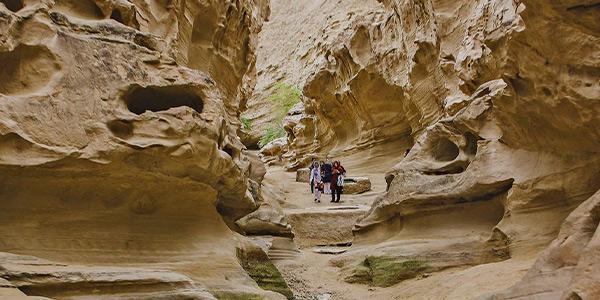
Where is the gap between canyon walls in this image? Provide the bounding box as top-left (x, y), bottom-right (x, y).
top-left (0, 1), bottom-right (292, 300)
top-left (244, 0), bottom-right (600, 299)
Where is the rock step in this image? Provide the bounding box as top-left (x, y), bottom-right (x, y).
top-left (312, 247), bottom-right (350, 255)
top-left (285, 206), bottom-right (369, 247)
top-left (267, 249), bottom-right (301, 260)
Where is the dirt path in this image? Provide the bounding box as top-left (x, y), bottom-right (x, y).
top-left (261, 152), bottom-right (395, 299)
top-left (260, 144), bottom-right (534, 299)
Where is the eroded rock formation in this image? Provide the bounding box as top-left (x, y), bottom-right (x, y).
top-left (248, 0), bottom-right (600, 298)
top-left (0, 1), bottom-right (293, 299)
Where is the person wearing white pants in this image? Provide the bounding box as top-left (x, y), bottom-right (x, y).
top-left (310, 161), bottom-right (322, 203)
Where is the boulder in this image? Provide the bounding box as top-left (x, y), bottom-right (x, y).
top-left (343, 177), bottom-right (372, 194)
top-left (296, 168), bottom-right (310, 182)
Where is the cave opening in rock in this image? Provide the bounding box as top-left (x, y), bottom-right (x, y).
top-left (1, 0), bottom-right (23, 12)
top-left (110, 10), bottom-right (124, 24)
top-left (222, 145), bottom-right (239, 159)
top-left (106, 119), bottom-right (134, 139)
top-left (431, 138), bottom-right (460, 161)
top-left (464, 132), bottom-right (479, 155)
top-left (124, 86), bottom-right (203, 115)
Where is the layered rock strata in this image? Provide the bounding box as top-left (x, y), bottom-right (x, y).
top-left (0, 1), bottom-right (292, 299)
top-left (249, 0), bottom-right (600, 297)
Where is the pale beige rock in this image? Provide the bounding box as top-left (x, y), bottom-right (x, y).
top-left (343, 177), bottom-right (372, 194)
top-left (0, 1), bottom-right (290, 299)
top-left (296, 168), bottom-right (310, 183)
top-left (486, 189), bottom-right (600, 300)
top-left (237, 179), bottom-right (294, 238)
top-left (247, 0), bottom-right (600, 298)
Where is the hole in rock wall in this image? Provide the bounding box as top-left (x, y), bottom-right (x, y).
top-left (0, 45), bottom-right (60, 95)
top-left (431, 138), bottom-right (459, 161)
top-left (508, 75), bottom-right (534, 97)
top-left (222, 145), bottom-right (238, 159)
top-left (106, 119), bottom-right (134, 139)
top-left (53, 0), bottom-right (104, 20)
top-left (110, 9), bottom-right (123, 24)
top-left (124, 86), bottom-right (203, 115)
top-left (1, 0), bottom-right (23, 12)
top-left (464, 132), bottom-right (478, 155)
top-left (385, 174), bottom-right (395, 191)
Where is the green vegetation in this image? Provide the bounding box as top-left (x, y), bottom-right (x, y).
top-left (368, 257), bottom-right (428, 287)
top-left (259, 83), bottom-right (302, 148)
top-left (345, 256), bottom-right (429, 287)
top-left (258, 125), bottom-right (286, 148)
top-left (241, 117), bottom-right (252, 131)
top-left (344, 261), bottom-right (372, 285)
top-left (236, 246), bottom-right (294, 299)
top-left (267, 83), bottom-right (302, 121)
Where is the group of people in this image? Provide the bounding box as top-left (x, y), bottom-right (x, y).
top-left (309, 158), bottom-right (346, 203)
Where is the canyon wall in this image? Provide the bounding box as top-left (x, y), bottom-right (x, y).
top-left (251, 0), bottom-right (599, 298)
top-left (0, 0), bottom-right (293, 299)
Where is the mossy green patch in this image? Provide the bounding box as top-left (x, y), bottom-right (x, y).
top-left (367, 256), bottom-right (428, 287)
top-left (259, 125), bottom-right (286, 148)
top-left (237, 247), bottom-right (294, 299)
top-left (344, 260), bottom-right (372, 285)
top-left (345, 256), bottom-right (429, 287)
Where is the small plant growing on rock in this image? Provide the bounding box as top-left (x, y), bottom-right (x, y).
top-left (267, 82), bottom-right (302, 121)
top-left (259, 125), bottom-right (286, 148)
top-left (259, 82), bottom-right (302, 148)
top-left (240, 117), bottom-right (252, 131)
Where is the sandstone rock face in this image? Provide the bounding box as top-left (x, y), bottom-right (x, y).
top-left (248, 0), bottom-right (600, 297)
top-left (343, 177), bottom-right (371, 195)
top-left (0, 1), bottom-right (289, 299)
top-left (296, 168), bottom-right (310, 183)
top-left (487, 190), bottom-right (600, 299)
top-left (244, 0), bottom-right (386, 151)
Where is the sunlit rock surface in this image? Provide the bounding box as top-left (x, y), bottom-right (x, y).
top-left (0, 1), bottom-right (290, 299)
top-left (247, 0), bottom-right (599, 298)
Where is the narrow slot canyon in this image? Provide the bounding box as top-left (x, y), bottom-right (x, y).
top-left (0, 0), bottom-right (598, 300)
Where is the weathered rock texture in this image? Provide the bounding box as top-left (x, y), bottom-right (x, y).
top-left (249, 0), bottom-right (600, 298)
top-left (0, 1), bottom-right (292, 299)
top-left (487, 189), bottom-right (600, 299)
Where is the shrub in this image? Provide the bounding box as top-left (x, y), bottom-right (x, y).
top-left (267, 83), bottom-right (302, 122)
top-left (258, 82), bottom-right (302, 149)
top-left (259, 125), bottom-right (286, 148)
top-left (241, 117), bottom-right (252, 131)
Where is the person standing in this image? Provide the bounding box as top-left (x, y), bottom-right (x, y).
top-left (308, 157), bottom-right (317, 193)
top-left (321, 159), bottom-right (333, 194)
top-left (330, 161), bottom-right (346, 203)
top-left (310, 161), bottom-right (322, 203)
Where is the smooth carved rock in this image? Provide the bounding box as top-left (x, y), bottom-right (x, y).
top-left (236, 180), bottom-right (294, 238)
top-left (343, 177), bottom-right (372, 194)
top-left (487, 190), bottom-right (600, 300)
top-left (0, 1), bottom-right (284, 299)
top-left (246, 0), bottom-right (600, 297)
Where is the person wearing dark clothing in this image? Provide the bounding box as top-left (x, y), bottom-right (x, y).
top-left (330, 161), bottom-right (346, 202)
top-left (321, 160), bottom-right (333, 194)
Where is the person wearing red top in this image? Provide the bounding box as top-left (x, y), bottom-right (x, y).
top-left (330, 161), bottom-right (346, 203)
